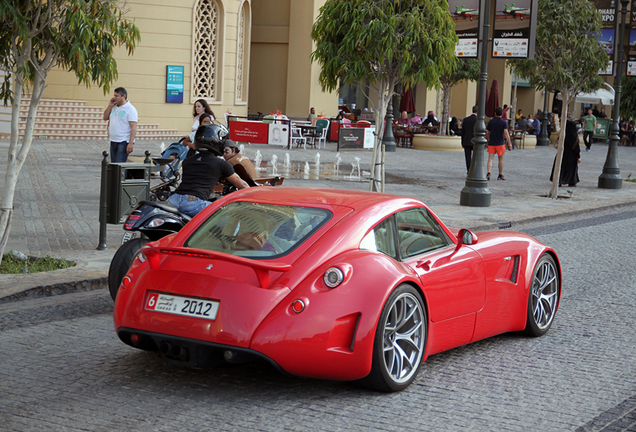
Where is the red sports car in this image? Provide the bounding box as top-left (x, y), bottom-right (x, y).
top-left (114, 187), bottom-right (561, 392)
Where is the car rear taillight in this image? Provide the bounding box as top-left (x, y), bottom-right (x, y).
top-left (324, 267), bottom-right (344, 288)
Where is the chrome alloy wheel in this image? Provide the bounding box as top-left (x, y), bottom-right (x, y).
top-left (381, 291), bottom-right (426, 384)
top-left (529, 255), bottom-right (559, 332)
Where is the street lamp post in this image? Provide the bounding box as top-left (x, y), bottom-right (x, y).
top-left (383, 96), bottom-right (397, 152)
top-left (536, 91), bottom-right (551, 146)
top-left (460, 0), bottom-right (492, 207)
top-left (598, 0), bottom-right (627, 189)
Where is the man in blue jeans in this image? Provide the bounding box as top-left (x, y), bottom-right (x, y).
top-left (168, 124), bottom-right (249, 217)
top-left (582, 108), bottom-right (597, 151)
top-left (103, 87), bottom-right (138, 162)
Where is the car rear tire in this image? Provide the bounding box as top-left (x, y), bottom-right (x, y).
top-left (524, 253), bottom-right (560, 337)
top-left (108, 238), bottom-right (149, 301)
top-left (362, 284), bottom-right (427, 392)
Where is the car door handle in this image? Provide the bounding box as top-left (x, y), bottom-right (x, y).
top-left (416, 260), bottom-right (431, 271)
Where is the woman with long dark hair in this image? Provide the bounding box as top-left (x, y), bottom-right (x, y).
top-left (192, 99), bottom-right (216, 131)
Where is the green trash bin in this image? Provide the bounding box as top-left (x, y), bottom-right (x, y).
top-left (594, 118), bottom-right (611, 140)
top-left (106, 162), bottom-right (151, 224)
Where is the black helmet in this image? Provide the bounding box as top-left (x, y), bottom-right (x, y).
top-left (194, 122), bottom-right (228, 155)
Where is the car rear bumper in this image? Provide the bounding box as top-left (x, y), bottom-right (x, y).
top-left (117, 327), bottom-right (285, 372)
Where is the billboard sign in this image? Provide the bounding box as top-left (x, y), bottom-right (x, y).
top-left (627, 1), bottom-right (636, 75)
top-left (492, 0), bottom-right (538, 59)
top-left (595, 0), bottom-right (617, 75)
top-left (449, 0), bottom-right (482, 57)
top-left (166, 66), bottom-right (184, 104)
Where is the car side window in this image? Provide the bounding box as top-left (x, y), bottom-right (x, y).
top-left (396, 208), bottom-right (449, 258)
top-left (360, 216), bottom-right (397, 259)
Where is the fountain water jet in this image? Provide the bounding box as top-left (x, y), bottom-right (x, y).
top-left (254, 150), bottom-right (263, 170)
top-left (271, 154), bottom-right (278, 176)
top-left (335, 153), bottom-right (342, 172)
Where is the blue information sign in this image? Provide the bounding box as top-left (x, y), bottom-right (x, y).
top-left (166, 65), bottom-right (184, 103)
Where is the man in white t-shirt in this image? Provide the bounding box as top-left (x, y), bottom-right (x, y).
top-left (103, 87), bottom-right (138, 162)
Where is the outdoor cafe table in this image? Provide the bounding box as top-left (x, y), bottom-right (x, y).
top-left (297, 124), bottom-right (317, 146)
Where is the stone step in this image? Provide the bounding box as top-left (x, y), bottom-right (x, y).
top-left (11, 96), bottom-right (180, 141)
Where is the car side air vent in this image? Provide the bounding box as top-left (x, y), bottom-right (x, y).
top-left (510, 255), bottom-right (520, 283)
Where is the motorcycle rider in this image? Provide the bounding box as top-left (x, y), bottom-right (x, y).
top-left (168, 123), bottom-right (249, 217)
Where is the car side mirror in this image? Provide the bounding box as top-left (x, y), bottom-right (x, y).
top-left (457, 229), bottom-right (478, 246)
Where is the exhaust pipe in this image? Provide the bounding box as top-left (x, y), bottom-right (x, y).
top-left (160, 341), bottom-right (189, 362)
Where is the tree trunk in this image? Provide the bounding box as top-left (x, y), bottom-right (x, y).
top-left (369, 78), bottom-right (391, 192)
top-left (440, 83), bottom-right (451, 136)
top-left (548, 90), bottom-right (572, 199)
top-left (0, 62), bottom-right (46, 261)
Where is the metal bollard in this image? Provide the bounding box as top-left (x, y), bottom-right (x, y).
top-left (97, 151), bottom-right (109, 250)
top-left (144, 150), bottom-right (152, 164)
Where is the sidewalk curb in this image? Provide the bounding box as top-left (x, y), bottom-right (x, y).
top-left (0, 277), bottom-right (107, 303)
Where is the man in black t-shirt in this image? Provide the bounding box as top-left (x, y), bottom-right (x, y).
top-left (486, 107), bottom-right (513, 181)
top-left (168, 124), bottom-right (249, 217)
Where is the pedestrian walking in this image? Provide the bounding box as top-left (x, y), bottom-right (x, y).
top-left (460, 105), bottom-right (478, 174)
top-left (486, 106), bottom-right (513, 181)
top-left (103, 87), bottom-right (138, 162)
top-left (582, 108), bottom-right (596, 151)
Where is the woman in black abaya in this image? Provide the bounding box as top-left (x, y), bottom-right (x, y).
top-left (550, 119), bottom-right (581, 186)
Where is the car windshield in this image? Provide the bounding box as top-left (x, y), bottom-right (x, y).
top-left (185, 202), bottom-right (332, 258)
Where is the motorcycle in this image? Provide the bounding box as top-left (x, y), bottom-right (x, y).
top-left (107, 164), bottom-right (281, 301)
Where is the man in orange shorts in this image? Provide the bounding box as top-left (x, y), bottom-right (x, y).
top-left (486, 106), bottom-right (513, 180)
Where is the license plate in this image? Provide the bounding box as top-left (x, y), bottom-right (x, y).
top-left (145, 292), bottom-right (219, 320)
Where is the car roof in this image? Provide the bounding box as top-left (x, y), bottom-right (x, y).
top-left (228, 187), bottom-right (424, 209)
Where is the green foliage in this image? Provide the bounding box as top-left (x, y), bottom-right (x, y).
top-left (311, 0), bottom-right (458, 93)
top-left (508, 0), bottom-right (607, 94)
top-left (441, 57), bottom-right (480, 88)
top-left (0, 0), bottom-right (141, 105)
top-left (620, 77), bottom-right (636, 120)
top-left (0, 252), bottom-right (75, 274)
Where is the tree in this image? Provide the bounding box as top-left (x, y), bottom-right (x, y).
top-left (439, 58), bottom-right (480, 136)
top-left (311, 0), bottom-right (457, 192)
top-left (620, 76), bottom-right (636, 120)
top-left (510, 0), bottom-right (607, 199)
top-left (0, 0), bottom-right (140, 262)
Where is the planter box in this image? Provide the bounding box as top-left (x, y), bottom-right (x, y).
top-left (412, 135), bottom-right (462, 152)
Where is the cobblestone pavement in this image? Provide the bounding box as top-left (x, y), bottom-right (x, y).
top-left (0, 212), bottom-right (634, 431)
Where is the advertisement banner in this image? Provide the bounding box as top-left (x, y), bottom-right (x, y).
top-left (628, 53), bottom-right (636, 75)
top-left (338, 127), bottom-right (374, 149)
top-left (595, 0), bottom-right (616, 75)
top-left (627, 0), bottom-right (636, 74)
top-left (449, 0), bottom-right (481, 57)
top-left (229, 120), bottom-right (269, 144)
top-left (492, 0), bottom-right (533, 58)
top-left (166, 66), bottom-right (184, 104)
top-left (267, 123), bottom-right (289, 147)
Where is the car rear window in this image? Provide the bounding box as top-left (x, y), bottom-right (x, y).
top-left (185, 202), bottom-right (332, 258)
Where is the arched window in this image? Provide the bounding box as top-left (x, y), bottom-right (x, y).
top-left (235, 1), bottom-right (251, 104)
top-left (192, 0), bottom-right (223, 102)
